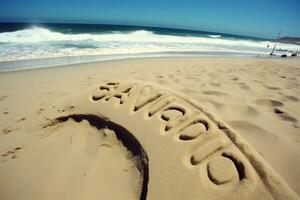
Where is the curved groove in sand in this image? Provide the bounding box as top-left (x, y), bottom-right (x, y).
top-left (55, 114), bottom-right (149, 200)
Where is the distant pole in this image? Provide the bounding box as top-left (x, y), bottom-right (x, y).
top-left (270, 30), bottom-right (281, 55)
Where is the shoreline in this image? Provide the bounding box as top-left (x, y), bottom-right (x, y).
top-left (0, 53), bottom-right (299, 73)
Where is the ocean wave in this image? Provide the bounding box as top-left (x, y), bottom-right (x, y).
top-left (0, 26), bottom-right (299, 62)
top-left (0, 27), bottom-right (264, 46)
top-left (209, 34), bottom-right (221, 38)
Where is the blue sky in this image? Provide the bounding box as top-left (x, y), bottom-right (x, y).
top-left (0, 0), bottom-right (299, 38)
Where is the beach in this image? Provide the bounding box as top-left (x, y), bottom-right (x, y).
top-left (0, 57), bottom-right (299, 199)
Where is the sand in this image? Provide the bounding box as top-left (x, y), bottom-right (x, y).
top-left (0, 57), bottom-right (299, 199)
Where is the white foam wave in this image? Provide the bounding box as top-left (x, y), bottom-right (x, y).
top-left (0, 27), bottom-right (299, 62)
top-left (209, 34), bottom-right (221, 38)
top-left (0, 27), bottom-right (262, 46)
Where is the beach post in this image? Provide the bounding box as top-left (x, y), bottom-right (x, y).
top-left (270, 31), bottom-right (281, 55)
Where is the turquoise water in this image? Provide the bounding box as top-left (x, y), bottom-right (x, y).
top-left (0, 23), bottom-right (299, 72)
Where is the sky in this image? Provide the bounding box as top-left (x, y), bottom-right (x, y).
top-left (0, 0), bottom-right (299, 38)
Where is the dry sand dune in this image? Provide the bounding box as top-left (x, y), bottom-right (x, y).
top-left (0, 57), bottom-right (299, 199)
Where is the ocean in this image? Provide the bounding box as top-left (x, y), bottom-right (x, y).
top-left (0, 22), bottom-right (299, 72)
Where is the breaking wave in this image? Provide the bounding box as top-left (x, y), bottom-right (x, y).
top-left (0, 26), bottom-right (299, 63)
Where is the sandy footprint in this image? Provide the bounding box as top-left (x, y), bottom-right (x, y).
top-left (46, 80), bottom-right (298, 200)
top-left (179, 88), bottom-right (200, 95)
top-left (1, 147), bottom-right (22, 162)
top-left (210, 82), bottom-right (221, 87)
top-left (283, 95), bottom-right (300, 102)
top-left (237, 82), bottom-right (251, 91)
top-left (273, 108), bottom-right (299, 128)
top-left (240, 85), bottom-right (251, 90)
top-left (1, 128), bottom-right (13, 135)
top-left (255, 99), bottom-right (284, 107)
top-left (201, 90), bottom-right (228, 96)
top-left (264, 86), bottom-right (281, 90)
top-left (0, 95), bottom-right (8, 102)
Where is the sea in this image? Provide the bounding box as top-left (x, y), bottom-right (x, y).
top-left (0, 22), bottom-right (299, 72)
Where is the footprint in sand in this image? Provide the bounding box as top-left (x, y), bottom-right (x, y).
top-left (210, 82), bottom-right (221, 87)
top-left (283, 95), bottom-right (300, 102)
top-left (201, 90), bottom-right (228, 96)
top-left (1, 147), bottom-right (22, 162)
top-left (237, 82), bottom-right (251, 91)
top-left (39, 80), bottom-right (298, 200)
top-left (240, 85), bottom-right (251, 90)
top-left (255, 99), bottom-right (284, 107)
top-left (273, 108), bottom-right (299, 128)
top-left (0, 95), bottom-right (8, 102)
top-left (37, 108), bottom-right (44, 114)
top-left (1, 128), bottom-right (13, 134)
top-left (253, 99), bottom-right (299, 127)
top-left (264, 86), bottom-right (281, 90)
top-left (16, 117), bottom-right (26, 122)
